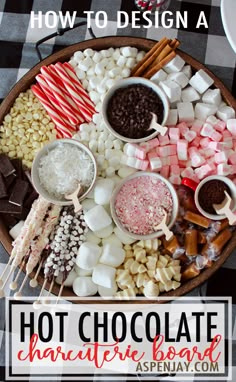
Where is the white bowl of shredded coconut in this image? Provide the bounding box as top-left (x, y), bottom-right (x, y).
top-left (32, 139), bottom-right (97, 205)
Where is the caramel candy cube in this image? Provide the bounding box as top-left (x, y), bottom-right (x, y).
top-left (182, 263), bottom-right (200, 281)
top-left (185, 229), bottom-right (198, 256)
top-left (184, 211), bottom-right (211, 229)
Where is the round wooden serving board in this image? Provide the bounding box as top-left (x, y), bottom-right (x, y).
top-left (0, 36), bottom-right (236, 302)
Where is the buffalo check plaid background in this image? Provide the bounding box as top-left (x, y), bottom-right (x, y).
top-left (0, 0), bottom-right (236, 381)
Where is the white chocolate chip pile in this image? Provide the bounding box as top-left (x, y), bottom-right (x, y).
top-left (0, 89), bottom-right (57, 168)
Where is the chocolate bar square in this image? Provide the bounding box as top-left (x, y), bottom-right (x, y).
top-left (9, 179), bottom-right (29, 206)
top-left (0, 154), bottom-right (15, 177)
top-left (0, 173), bottom-right (7, 198)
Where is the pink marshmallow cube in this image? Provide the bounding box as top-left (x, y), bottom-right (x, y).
top-left (183, 130), bottom-right (197, 142)
top-left (215, 151), bottom-right (228, 164)
top-left (169, 127), bottom-right (180, 142)
top-left (194, 164), bottom-right (212, 180)
top-left (190, 120), bottom-right (203, 135)
top-left (200, 123), bottom-right (214, 137)
top-left (160, 165), bottom-right (169, 178)
top-left (222, 130), bottom-right (232, 139)
top-left (181, 167), bottom-right (194, 178)
top-left (209, 130), bottom-right (222, 142)
top-left (200, 137), bottom-right (211, 148)
top-left (214, 120), bottom-right (226, 132)
top-left (227, 119), bottom-right (236, 136)
top-left (231, 165), bottom-right (236, 175)
top-left (140, 138), bottom-right (159, 151)
top-left (189, 147), bottom-right (205, 167)
top-left (190, 136), bottom-right (201, 147)
top-left (149, 157), bottom-right (162, 170)
top-left (169, 175), bottom-right (181, 185)
top-left (208, 141), bottom-right (226, 152)
top-left (224, 140), bottom-right (233, 149)
top-left (177, 122), bottom-right (189, 137)
top-left (162, 155), bottom-right (178, 166)
top-left (228, 153), bottom-right (236, 165)
top-left (177, 140), bottom-right (188, 160)
top-left (158, 135), bottom-right (170, 146)
top-left (217, 163), bottom-right (232, 176)
top-left (124, 143), bottom-right (147, 160)
top-left (170, 165), bottom-right (181, 176)
top-left (203, 148), bottom-right (215, 158)
top-left (159, 145), bottom-right (177, 157)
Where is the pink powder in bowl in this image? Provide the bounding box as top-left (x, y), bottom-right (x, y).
top-left (114, 176), bottom-right (173, 235)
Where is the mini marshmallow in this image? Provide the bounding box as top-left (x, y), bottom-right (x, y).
top-left (158, 135), bottom-right (170, 146)
top-left (217, 106), bottom-right (235, 122)
top-left (200, 123), bottom-right (214, 137)
top-left (151, 69), bottom-right (168, 83)
top-left (100, 243), bottom-right (125, 267)
top-left (84, 205), bottom-right (112, 232)
top-left (148, 154), bottom-right (162, 170)
top-left (125, 57), bottom-right (136, 69)
top-left (170, 165), bottom-right (181, 176)
top-left (160, 165), bottom-right (169, 178)
top-left (76, 242), bottom-right (102, 270)
top-left (121, 155), bottom-right (149, 171)
top-left (160, 80), bottom-right (181, 103)
top-left (167, 72), bottom-right (189, 89)
top-left (169, 175), bottom-right (181, 185)
top-left (9, 220), bottom-right (24, 240)
top-left (177, 102), bottom-right (195, 123)
top-left (200, 137), bottom-right (211, 148)
top-left (181, 167), bottom-right (195, 179)
top-left (229, 153), bottom-right (236, 165)
top-left (159, 145), bottom-right (177, 157)
top-left (215, 151), bottom-right (228, 164)
top-left (183, 130), bottom-right (197, 142)
top-left (181, 86), bottom-right (200, 103)
top-left (121, 46), bottom-right (138, 57)
top-left (227, 119), bottom-right (236, 136)
top-left (94, 224), bottom-right (114, 239)
top-left (194, 164), bottom-right (212, 179)
top-left (202, 88), bottom-right (222, 106)
top-left (164, 55), bottom-right (185, 73)
top-left (189, 69), bottom-right (214, 94)
top-left (162, 155), bottom-right (178, 166)
top-left (73, 277), bottom-right (98, 297)
top-left (177, 140), bottom-right (188, 160)
top-left (166, 109), bottom-right (178, 126)
top-left (92, 264), bottom-right (116, 288)
top-left (102, 234), bottom-right (123, 248)
top-left (195, 103), bottom-right (217, 121)
top-left (189, 147), bottom-right (205, 167)
top-left (181, 65), bottom-right (192, 79)
top-left (114, 226), bottom-right (136, 245)
top-left (208, 141), bottom-right (226, 152)
top-left (85, 230), bottom-right (101, 245)
top-left (94, 179), bottom-right (115, 205)
top-left (140, 138), bottom-right (159, 150)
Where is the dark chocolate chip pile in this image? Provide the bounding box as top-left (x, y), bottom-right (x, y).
top-left (107, 84), bottom-right (164, 139)
top-left (198, 180), bottom-right (231, 215)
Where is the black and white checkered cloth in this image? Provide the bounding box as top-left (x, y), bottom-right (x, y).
top-left (0, 0), bottom-right (236, 381)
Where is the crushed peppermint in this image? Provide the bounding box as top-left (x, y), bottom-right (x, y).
top-left (115, 176), bottom-right (173, 235)
top-left (38, 143), bottom-right (94, 199)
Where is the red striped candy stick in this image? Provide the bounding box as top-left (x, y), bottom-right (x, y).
top-left (36, 74), bottom-right (77, 131)
top-left (47, 65), bottom-right (85, 124)
top-left (53, 63), bottom-right (93, 122)
top-left (38, 66), bottom-right (79, 126)
top-left (31, 85), bottom-right (72, 138)
top-left (62, 62), bottom-right (96, 113)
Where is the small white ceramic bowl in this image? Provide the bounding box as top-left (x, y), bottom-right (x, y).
top-left (110, 172), bottom-right (179, 240)
top-left (194, 175), bottom-right (236, 220)
top-left (31, 139), bottom-right (97, 205)
top-left (102, 77), bottom-right (170, 143)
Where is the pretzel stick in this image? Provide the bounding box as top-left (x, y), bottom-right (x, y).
top-left (143, 51), bottom-right (176, 79)
top-left (131, 37), bottom-right (169, 76)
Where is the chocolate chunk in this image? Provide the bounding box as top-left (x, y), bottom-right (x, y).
top-left (11, 158), bottom-right (23, 179)
top-left (24, 189), bottom-right (38, 209)
top-left (0, 200), bottom-right (22, 214)
top-left (9, 179), bottom-right (29, 206)
top-left (0, 154), bottom-right (16, 177)
top-left (0, 173), bottom-right (7, 199)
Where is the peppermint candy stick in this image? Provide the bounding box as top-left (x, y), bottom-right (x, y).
top-left (31, 84), bottom-right (72, 138)
top-left (62, 62), bottom-right (96, 114)
top-left (12, 197), bottom-right (51, 268)
top-left (26, 204), bottom-right (62, 275)
top-left (53, 63), bottom-right (93, 122)
top-left (47, 65), bottom-right (85, 124)
top-left (36, 72), bottom-right (78, 128)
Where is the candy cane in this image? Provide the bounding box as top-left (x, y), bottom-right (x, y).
top-left (60, 62), bottom-right (96, 114)
top-left (43, 65), bottom-right (85, 124)
top-left (37, 67), bottom-right (79, 126)
top-left (32, 85), bottom-right (72, 138)
top-left (53, 63), bottom-right (93, 122)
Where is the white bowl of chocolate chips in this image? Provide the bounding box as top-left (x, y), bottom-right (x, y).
top-left (102, 77), bottom-right (170, 143)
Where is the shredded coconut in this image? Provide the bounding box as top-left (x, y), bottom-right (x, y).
top-left (38, 143), bottom-right (94, 199)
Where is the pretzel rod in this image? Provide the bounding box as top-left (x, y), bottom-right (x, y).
top-left (131, 37), bottom-right (168, 76)
top-left (143, 51), bottom-right (176, 79)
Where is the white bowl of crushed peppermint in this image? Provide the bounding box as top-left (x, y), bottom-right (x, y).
top-left (31, 139), bottom-right (97, 206)
top-left (110, 171), bottom-right (179, 240)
